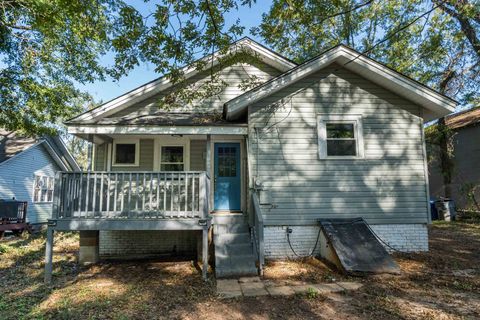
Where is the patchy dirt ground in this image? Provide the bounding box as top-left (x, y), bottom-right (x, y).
top-left (1, 222), bottom-right (479, 319)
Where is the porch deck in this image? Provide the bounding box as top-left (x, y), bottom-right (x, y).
top-left (45, 170), bottom-right (211, 283)
top-left (49, 171), bottom-right (211, 230)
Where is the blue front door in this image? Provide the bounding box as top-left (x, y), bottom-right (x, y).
top-left (214, 143), bottom-right (241, 211)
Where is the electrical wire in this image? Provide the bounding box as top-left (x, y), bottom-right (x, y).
top-left (286, 226), bottom-right (322, 258)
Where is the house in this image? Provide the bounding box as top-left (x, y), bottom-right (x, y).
top-left (0, 130), bottom-right (80, 225)
top-left (428, 107), bottom-right (480, 211)
top-left (43, 38), bottom-right (456, 282)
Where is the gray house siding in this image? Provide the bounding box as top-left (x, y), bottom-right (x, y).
top-left (108, 60), bottom-right (282, 118)
top-left (94, 144), bottom-right (106, 171)
top-left (0, 144), bottom-right (61, 224)
top-left (429, 123), bottom-right (480, 210)
top-left (248, 63), bottom-right (429, 226)
top-left (190, 140), bottom-right (206, 171)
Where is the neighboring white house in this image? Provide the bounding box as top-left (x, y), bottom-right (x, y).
top-left (43, 38), bottom-right (457, 281)
top-left (0, 130), bottom-right (80, 225)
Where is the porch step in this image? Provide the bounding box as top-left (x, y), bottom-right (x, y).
top-left (214, 218), bottom-right (258, 278)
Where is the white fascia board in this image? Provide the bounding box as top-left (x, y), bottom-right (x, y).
top-left (225, 48), bottom-right (343, 120)
top-left (41, 140), bottom-right (70, 171)
top-left (225, 46), bottom-right (457, 121)
top-left (336, 48), bottom-right (457, 119)
top-left (67, 125), bottom-right (248, 136)
top-left (243, 39), bottom-right (296, 71)
top-left (71, 39), bottom-right (295, 123)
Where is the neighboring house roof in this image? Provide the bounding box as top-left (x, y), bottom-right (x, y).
top-left (0, 130), bottom-right (37, 163)
top-left (224, 45), bottom-right (457, 121)
top-left (445, 107), bottom-right (480, 130)
top-left (67, 37), bottom-right (297, 125)
top-left (0, 129), bottom-right (80, 171)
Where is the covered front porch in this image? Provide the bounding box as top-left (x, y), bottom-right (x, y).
top-left (44, 128), bottom-right (251, 283)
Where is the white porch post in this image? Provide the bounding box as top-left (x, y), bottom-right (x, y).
top-left (202, 226), bottom-right (208, 280)
top-left (44, 227), bottom-right (54, 284)
top-left (206, 134), bottom-right (212, 211)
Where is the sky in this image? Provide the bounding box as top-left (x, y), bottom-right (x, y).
top-left (77, 1), bottom-right (273, 104)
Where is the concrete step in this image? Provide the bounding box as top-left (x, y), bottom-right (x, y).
top-left (216, 243), bottom-right (254, 257)
top-left (215, 224), bottom-right (249, 234)
top-left (215, 233), bottom-right (251, 245)
top-left (215, 259), bottom-right (258, 278)
top-left (212, 214), bottom-right (246, 225)
top-left (213, 219), bottom-right (258, 278)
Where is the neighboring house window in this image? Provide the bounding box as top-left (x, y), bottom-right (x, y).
top-left (160, 146), bottom-right (185, 171)
top-left (112, 139), bottom-right (140, 166)
top-left (317, 114), bottom-right (364, 159)
top-left (33, 175), bottom-right (54, 203)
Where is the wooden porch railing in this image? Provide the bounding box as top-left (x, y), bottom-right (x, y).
top-left (52, 171), bottom-right (210, 220)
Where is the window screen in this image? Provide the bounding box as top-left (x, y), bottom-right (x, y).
top-left (160, 146), bottom-right (184, 171)
top-left (326, 123), bottom-right (357, 156)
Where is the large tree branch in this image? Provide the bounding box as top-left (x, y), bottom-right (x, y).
top-left (434, 0), bottom-right (480, 57)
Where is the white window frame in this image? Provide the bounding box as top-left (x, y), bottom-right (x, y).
top-left (32, 175), bottom-right (55, 203)
top-left (159, 145), bottom-right (187, 171)
top-left (317, 114), bottom-right (364, 159)
top-left (153, 137), bottom-right (190, 171)
top-left (112, 139), bottom-right (140, 167)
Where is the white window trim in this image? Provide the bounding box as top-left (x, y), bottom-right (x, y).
top-left (153, 137), bottom-right (190, 171)
top-left (32, 175), bottom-right (55, 203)
top-left (317, 114), bottom-right (364, 159)
top-left (112, 139), bottom-right (140, 167)
top-left (159, 145), bottom-right (187, 171)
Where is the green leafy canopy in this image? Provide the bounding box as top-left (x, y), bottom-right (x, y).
top-left (1, 0), bottom-right (479, 136)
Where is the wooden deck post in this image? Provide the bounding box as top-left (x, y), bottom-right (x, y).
top-left (44, 227), bottom-right (54, 284)
top-left (202, 225), bottom-right (208, 280)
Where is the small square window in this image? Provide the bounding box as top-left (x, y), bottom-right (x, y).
top-left (318, 115), bottom-right (364, 159)
top-left (113, 140), bottom-right (139, 166)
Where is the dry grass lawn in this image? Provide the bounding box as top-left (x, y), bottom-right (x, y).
top-left (1, 222), bottom-right (479, 319)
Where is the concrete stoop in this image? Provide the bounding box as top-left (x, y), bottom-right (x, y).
top-left (213, 214), bottom-right (258, 278)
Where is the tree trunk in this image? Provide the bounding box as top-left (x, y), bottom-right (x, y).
top-left (437, 117), bottom-right (453, 198)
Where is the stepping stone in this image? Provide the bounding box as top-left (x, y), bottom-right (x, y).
top-left (291, 285), bottom-right (320, 294)
top-left (336, 282), bottom-right (363, 291)
top-left (313, 283), bottom-right (344, 293)
top-left (239, 276), bottom-right (261, 283)
top-left (219, 290), bottom-right (243, 299)
top-left (240, 282), bottom-right (268, 297)
top-left (217, 279), bottom-right (242, 298)
top-left (266, 285), bottom-right (295, 296)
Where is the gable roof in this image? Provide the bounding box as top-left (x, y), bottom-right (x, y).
top-left (445, 107), bottom-right (480, 129)
top-left (224, 45), bottom-right (457, 121)
top-left (0, 130), bottom-right (80, 171)
top-left (67, 37), bottom-right (297, 124)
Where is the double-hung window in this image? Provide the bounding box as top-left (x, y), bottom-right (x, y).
top-left (317, 114), bottom-right (364, 159)
top-left (33, 175), bottom-right (54, 203)
top-left (160, 146), bottom-right (185, 171)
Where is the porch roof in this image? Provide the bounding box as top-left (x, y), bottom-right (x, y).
top-left (69, 112), bottom-right (246, 126)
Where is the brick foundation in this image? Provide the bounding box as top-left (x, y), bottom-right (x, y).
top-left (264, 224), bottom-right (428, 259)
top-left (99, 230), bottom-right (199, 259)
